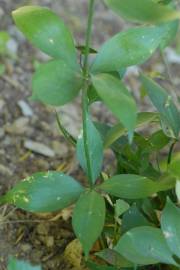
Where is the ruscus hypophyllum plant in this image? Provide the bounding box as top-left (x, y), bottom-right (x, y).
top-left (1, 0), bottom-right (180, 269)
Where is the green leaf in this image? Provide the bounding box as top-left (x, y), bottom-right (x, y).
top-left (176, 181), bottom-right (180, 202)
top-left (160, 20), bottom-right (179, 50)
top-left (91, 26), bottom-right (167, 73)
top-left (76, 112), bottom-right (104, 184)
top-left (92, 74), bottom-right (137, 136)
top-left (72, 190), bottom-right (105, 257)
top-left (8, 257), bottom-right (41, 270)
top-left (104, 112), bottom-right (159, 148)
top-left (161, 199), bottom-right (180, 258)
top-left (141, 74), bottom-right (180, 138)
top-left (121, 204), bottom-right (152, 234)
top-left (96, 249), bottom-right (133, 268)
top-left (169, 156), bottom-right (180, 178)
top-left (88, 69), bottom-right (126, 104)
top-left (3, 171), bottom-right (84, 212)
top-left (104, 0), bottom-right (180, 24)
top-left (148, 130), bottom-right (170, 150)
top-left (115, 227), bottom-right (177, 266)
top-left (32, 60), bottom-right (82, 106)
top-left (98, 174), bottom-right (160, 199)
top-left (87, 85), bottom-right (101, 104)
top-left (87, 261), bottom-right (119, 270)
top-left (115, 199), bottom-right (130, 218)
top-left (12, 6), bottom-right (77, 67)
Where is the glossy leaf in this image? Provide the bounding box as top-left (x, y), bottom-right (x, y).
top-left (104, 112), bottom-right (159, 148)
top-left (76, 113), bottom-right (103, 184)
top-left (12, 6), bottom-right (77, 67)
top-left (8, 257), bottom-right (41, 270)
top-left (141, 74), bottom-right (180, 138)
top-left (104, 0), bottom-right (180, 24)
top-left (121, 204), bottom-right (151, 234)
top-left (98, 174), bottom-right (160, 199)
top-left (72, 190), bottom-right (105, 257)
top-left (32, 60), bottom-right (82, 106)
top-left (161, 199), bottom-right (180, 258)
top-left (160, 20), bottom-right (179, 50)
top-left (115, 226), bottom-right (177, 265)
top-left (92, 74), bottom-right (137, 136)
top-left (2, 171), bottom-right (84, 212)
top-left (96, 249), bottom-right (133, 268)
top-left (91, 26), bottom-right (166, 73)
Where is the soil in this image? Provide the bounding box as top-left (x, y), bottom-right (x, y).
top-left (0, 0), bottom-right (180, 269)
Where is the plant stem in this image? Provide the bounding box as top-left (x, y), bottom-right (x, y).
top-left (167, 140), bottom-right (176, 165)
top-left (83, 0), bottom-right (95, 77)
top-left (81, 0), bottom-right (95, 186)
top-left (55, 110), bottom-right (76, 146)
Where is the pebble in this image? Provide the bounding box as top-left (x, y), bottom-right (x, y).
top-left (7, 38), bottom-right (18, 56)
top-left (0, 7), bottom-right (4, 17)
top-left (52, 140), bottom-right (69, 156)
top-left (0, 99), bottom-right (5, 111)
top-left (20, 243), bottom-right (32, 253)
top-left (8, 25), bottom-right (26, 43)
top-left (165, 47), bottom-right (180, 64)
top-left (0, 128), bottom-right (5, 139)
top-left (0, 164), bottom-right (13, 176)
top-left (5, 117), bottom-right (29, 135)
top-left (17, 100), bottom-right (33, 117)
top-left (24, 140), bottom-right (55, 157)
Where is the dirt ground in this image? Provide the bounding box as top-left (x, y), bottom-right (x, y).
top-left (0, 0), bottom-right (180, 269)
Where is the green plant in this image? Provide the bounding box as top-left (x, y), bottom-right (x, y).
top-left (1, 0), bottom-right (180, 269)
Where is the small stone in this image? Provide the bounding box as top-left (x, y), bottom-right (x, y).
top-left (0, 128), bottom-right (5, 138)
top-left (52, 140), bottom-right (68, 156)
top-left (0, 99), bottom-right (5, 111)
top-left (18, 100), bottom-right (33, 117)
top-left (126, 65), bottom-right (139, 76)
top-left (45, 236), bottom-right (54, 248)
top-left (165, 47), bottom-right (180, 64)
top-left (36, 223), bottom-right (49, 235)
top-left (0, 7), bottom-right (4, 17)
top-left (0, 164), bottom-right (13, 176)
top-left (24, 140), bottom-right (55, 157)
top-left (8, 25), bottom-right (26, 43)
top-left (21, 243), bottom-right (32, 252)
top-left (5, 117), bottom-right (29, 135)
top-left (7, 38), bottom-right (18, 55)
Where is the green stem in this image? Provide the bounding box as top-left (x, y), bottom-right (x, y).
top-left (167, 140), bottom-right (176, 165)
top-left (82, 89), bottom-right (93, 184)
top-left (83, 0), bottom-right (95, 77)
top-left (55, 110), bottom-right (76, 147)
top-left (81, 0), bottom-right (95, 186)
